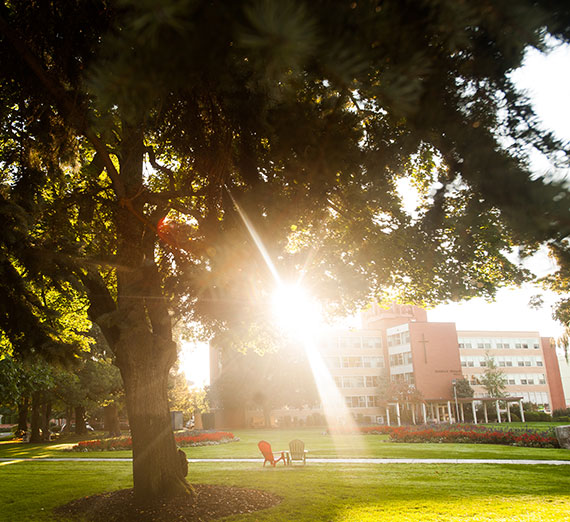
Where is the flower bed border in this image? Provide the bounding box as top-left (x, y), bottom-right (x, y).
top-left (70, 431), bottom-right (237, 452)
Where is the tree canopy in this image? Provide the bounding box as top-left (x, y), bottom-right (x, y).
top-left (1, 0), bottom-right (570, 503)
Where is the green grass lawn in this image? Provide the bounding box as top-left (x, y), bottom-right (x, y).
top-left (2, 427), bottom-right (569, 461)
top-left (1, 459), bottom-right (569, 521)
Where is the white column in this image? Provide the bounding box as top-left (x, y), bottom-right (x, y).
top-left (471, 401), bottom-right (477, 424)
top-left (496, 400), bottom-right (501, 423)
top-left (447, 401), bottom-right (453, 423)
top-left (396, 402), bottom-right (401, 427)
top-left (460, 403), bottom-right (465, 423)
top-left (506, 401), bottom-right (512, 423)
top-left (422, 403), bottom-right (427, 424)
top-left (411, 405), bottom-right (416, 425)
top-left (430, 403), bottom-right (435, 421)
top-left (483, 402), bottom-right (489, 423)
top-left (435, 404), bottom-right (440, 423)
top-left (386, 407), bottom-right (390, 426)
top-left (519, 400), bottom-right (525, 423)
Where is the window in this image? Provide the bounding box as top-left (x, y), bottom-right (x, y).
top-left (366, 396), bottom-right (379, 408)
top-left (515, 343), bottom-right (522, 349)
top-left (467, 360), bottom-right (474, 367)
top-left (477, 343), bottom-right (485, 349)
top-left (343, 376), bottom-right (364, 388)
top-left (343, 357), bottom-right (362, 368)
top-left (521, 379), bottom-right (528, 385)
top-left (480, 360), bottom-right (487, 367)
top-left (333, 376), bottom-right (342, 387)
top-left (363, 356), bottom-right (384, 368)
top-left (508, 379), bottom-right (516, 385)
top-left (503, 343), bottom-right (510, 349)
top-left (506, 361), bottom-right (513, 367)
top-left (484, 343), bottom-right (491, 349)
top-left (461, 360), bottom-right (467, 367)
top-left (524, 361), bottom-right (531, 367)
top-left (345, 396), bottom-right (366, 408)
top-left (537, 360), bottom-right (543, 366)
top-left (464, 342), bottom-right (472, 348)
top-left (527, 378), bottom-right (534, 385)
top-left (365, 376), bottom-right (379, 387)
top-left (539, 375), bottom-right (546, 385)
top-left (533, 343), bottom-right (540, 350)
top-left (518, 361), bottom-right (525, 367)
top-left (522, 343), bottom-right (529, 349)
top-left (499, 361), bottom-right (506, 367)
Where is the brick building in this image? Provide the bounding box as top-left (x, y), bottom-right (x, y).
top-left (210, 303), bottom-right (566, 427)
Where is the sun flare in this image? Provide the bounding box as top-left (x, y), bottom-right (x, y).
top-left (271, 284), bottom-right (322, 339)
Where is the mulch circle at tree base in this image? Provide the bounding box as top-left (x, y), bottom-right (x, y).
top-left (55, 484), bottom-right (282, 521)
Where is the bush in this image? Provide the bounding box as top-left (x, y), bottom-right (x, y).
top-left (555, 416), bottom-right (570, 423)
top-left (553, 408), bottom-right (570, 420)
top-left (523, 411), bottom-right (552, 422)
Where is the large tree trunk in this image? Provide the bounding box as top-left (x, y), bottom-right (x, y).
top-left (108, 123), bottom-right (192, 503)
top-left (118, 335), bottom-right (192, 503)
top-left (104, 403), bottom-right (122, 437)
top-left (29, 391), bottom-right (42, 442)
top-left (75, 406), bottom-right (87, 435)
top-left (17, 396), bottom-right (29, 435)
top-left (41, 401), bottom-right (52, 441)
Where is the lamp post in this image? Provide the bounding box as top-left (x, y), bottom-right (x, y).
top-left (452, 379), bottom-right (460, 423)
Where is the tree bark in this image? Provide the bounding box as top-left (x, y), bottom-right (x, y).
top-left (75, 406), bottom-right (87, 435)
top-left (17, 396), bottom-right (29, 435)
top-left (29, 391), bottom-right (42, 443)
top-left (41, 401), bottom-right (52, 441)
top-left (104, 403), bottom-right (122, 437)
top-left (118, 335), bottom-right (193, 503)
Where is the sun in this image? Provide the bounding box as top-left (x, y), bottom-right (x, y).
top-left (271, 283), bottom-right (323, 339)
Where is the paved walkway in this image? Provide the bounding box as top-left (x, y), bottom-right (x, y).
top-left (2, 457), bottom-right (570, 465)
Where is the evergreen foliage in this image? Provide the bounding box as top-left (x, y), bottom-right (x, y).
top-left (1, 0), bottom-right (569, 502)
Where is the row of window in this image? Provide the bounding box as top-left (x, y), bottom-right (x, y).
top-left (325, 356), bottom-right (385, 369)
top-left (321, 337), bottom-right (383, 350)
top-left (460, 356), bottom-right (543, 368)
top-left (467, 374), bottom-right (547, 386)
top-left (389, 351), bottom-right (413, 367)
top-left (458, 338), bottom-right (540, 350)
top-left (390, 372), bottom-right (415, 384)
top-left (345, 395), bottom-right (380, 408)
top-left (333, 375), bottom-right (381, 388)
top-left (387, 331), bottom-right (411, 347)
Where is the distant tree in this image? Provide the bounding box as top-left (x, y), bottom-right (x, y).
top-left (168, 371), bottom-right (209, 427)
top-left (480, 356), bottom-right (507, 398)
top-left (209, 343), bottom-right (319, 427)
top-left (454, 378), bottom-right (474, 398)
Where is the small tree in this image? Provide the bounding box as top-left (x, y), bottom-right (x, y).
top-left (454, 378), bottom-right (474, 398)
top-left (480, 356), bottom-right (507, 398)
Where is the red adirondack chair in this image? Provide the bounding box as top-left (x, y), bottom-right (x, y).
top-left (258, 440), bottom-right (287, 467)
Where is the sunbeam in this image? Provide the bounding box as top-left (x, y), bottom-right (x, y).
top-left (225, 186), bottom-right (363, 451)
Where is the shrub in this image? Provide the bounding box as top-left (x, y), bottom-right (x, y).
top-left (552, 408), bottom-right (570, 420)
top-left (523, 411), bottom-right (552, 422)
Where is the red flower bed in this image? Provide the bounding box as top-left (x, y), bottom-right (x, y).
top-left (71, 431), bottom-right (236, 452)
top-left (388, 425), bottom-right (559, 448)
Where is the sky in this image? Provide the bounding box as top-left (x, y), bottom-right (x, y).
top-left (180, 41), bottom-right (570, 387)
top-left (430, 41), bottom-right (570, 339)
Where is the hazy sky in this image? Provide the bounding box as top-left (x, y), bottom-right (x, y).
top-left (431, 41), bottom-right (570, 338)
